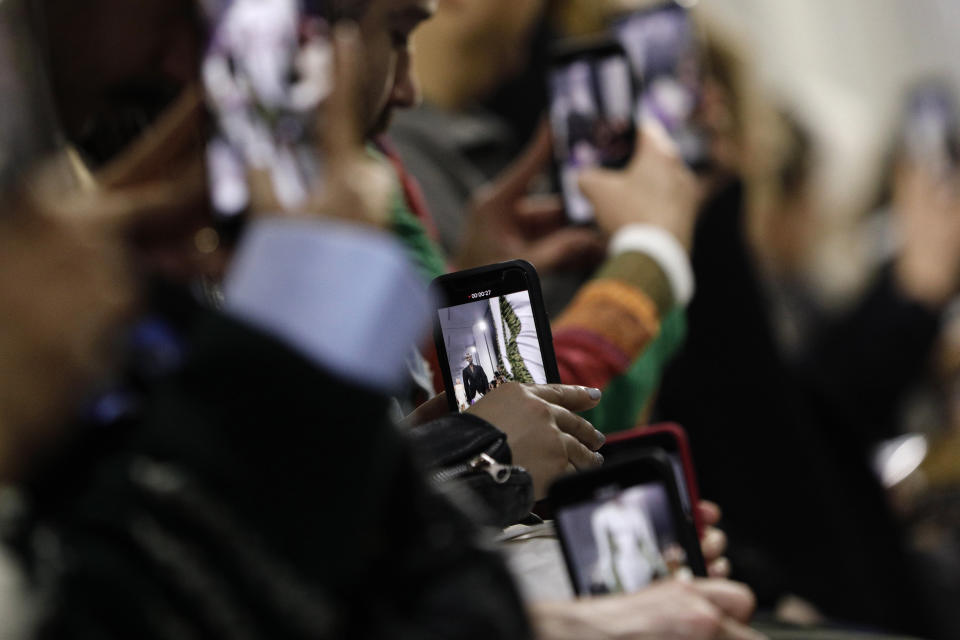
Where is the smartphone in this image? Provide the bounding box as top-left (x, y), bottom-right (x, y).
top-left (601, 423), bottom-right (704, 535)
top-left (200, 0), bottom-right (332, 220)
top-left (613, 1), bottom-right (709, 170)
top-left (548, 36), bottom-right (640, 224)
top-left (431, 260), bottom-right (560, 413)
top-left (551, 451), bottom-right (707, 596)
top-left (902, 81), bottom-right (960, 174)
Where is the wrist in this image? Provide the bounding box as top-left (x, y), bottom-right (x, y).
top-left (609, 224), bottom-right (695, 307)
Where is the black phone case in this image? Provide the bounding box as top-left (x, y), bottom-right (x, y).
top-left (550, 449), bottom-right (707, 595)
top-left (430, 260), bottom-right (560, 412)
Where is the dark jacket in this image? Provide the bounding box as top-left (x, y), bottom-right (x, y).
top-left (655, 181), bottom-right (942, 637)
top-left (10, 306), bottom-right (531, 640)
top-left (462, 363), bottom-right (489, 404)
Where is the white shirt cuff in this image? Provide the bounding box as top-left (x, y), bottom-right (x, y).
top-left (224, 218), bottom-right (432, 392)
top-left (609, 224), bottom-right (695, 306)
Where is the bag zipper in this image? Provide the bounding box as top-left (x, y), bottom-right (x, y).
top-left (433, 440), bottom-right (513, 485)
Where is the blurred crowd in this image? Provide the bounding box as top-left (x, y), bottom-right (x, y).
top-left (4, 0), bottom-right (960, 638)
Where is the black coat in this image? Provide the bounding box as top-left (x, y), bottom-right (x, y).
top-left (12, 300), bottom-right (530, 640)
top-left (462, 363), bottom-right (489, 403)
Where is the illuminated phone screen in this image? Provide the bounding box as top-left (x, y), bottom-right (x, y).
top-left (549, 52), bottom-right (637, 223)
top-left (614, 3), bottom-right (708, 168)
top-left (437, 276), bottom-right (548, 412)
top-left (555, 479), bottom-right (692, 595)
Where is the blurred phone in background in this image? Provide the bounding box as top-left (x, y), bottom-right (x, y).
top-left (200, 0), bottom-right (332, 222)
top-left (613, 1), bottom-right (709, 170)
top-left (902, 81), bottom-right (960, 175)
top-left (551, 450), bottom-right (706, 596)
top-left (548, 37), bottom-right (639, 224)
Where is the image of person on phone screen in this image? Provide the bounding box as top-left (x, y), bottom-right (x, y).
top-left (462, 350), bottom-right (490, 405)
top-left (590, 489), bottom-right (667, 594)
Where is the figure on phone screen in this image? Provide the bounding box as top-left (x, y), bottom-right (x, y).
top-left (591, 489), bottom-right (667, 594)
top-left (462, 351), bottom-right (490, 405)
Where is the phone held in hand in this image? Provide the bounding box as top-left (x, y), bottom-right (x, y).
top-left (431, 260), bottom-right (560, 413)
top-left (200, 0), bottom-right (332, 223)
top-left (613, 1), bottom-right (709, 171)
top-left (601, 423), bottom-right (704, 535)
top-left (548, 36), bottom-right (640, 224)
top-left (902, 81), bottom-right (960, 174)
top-left (550, 449), bottom-right (707, 597)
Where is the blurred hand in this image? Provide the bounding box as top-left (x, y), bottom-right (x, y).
top-left (250, 23), bottom-right (395, 228)
top-left (893, 161), bottom-right (960, 308)
top-left (579, 124), bottom-right (702, 249)
top-left (400, 392), bottom-right (450, 429)
top-left (531, 579), bottom-right (764, 640)
top-left (467, 383), bottom-right (605, 500)
top-left (455, 124), bottom-right (605, 272)
top-left (698, 501), bottom-right (732, 579)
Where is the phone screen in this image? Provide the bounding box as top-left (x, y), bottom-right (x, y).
top-left (549, 47), bottom-right (637, 223)
top-left (903, 83), bottom-right (960, 173)
top-left (614, 2), bottom-right (707, 168)
top-left (201, 0), bottom-right (331, 219)
top-left (555, 478), bottom-right (693, 595)
top-left (437, 270), bottom-right (550, 412)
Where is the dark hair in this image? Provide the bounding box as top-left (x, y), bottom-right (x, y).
top-left (324, 0), bottom-right (373, 22)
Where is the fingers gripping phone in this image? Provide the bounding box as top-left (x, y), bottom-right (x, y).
top-left (550, 450), bottom-right (707, 596)
top-left (431, 260), bottom-right (560, 413)
top-left (601, 423), bottom-right (704, 535)
top-left (547, 36), bottom-right (640, 224)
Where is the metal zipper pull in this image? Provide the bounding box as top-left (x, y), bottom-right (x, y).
top-left (469, 453), bottom-right (512, 484)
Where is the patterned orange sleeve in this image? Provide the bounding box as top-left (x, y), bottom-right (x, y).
top-left (553, 252), bottom-right (674, 389)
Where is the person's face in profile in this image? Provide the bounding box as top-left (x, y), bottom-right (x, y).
top-left (357, 0), bottom-right (437, 136)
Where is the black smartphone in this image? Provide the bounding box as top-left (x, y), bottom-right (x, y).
top-left (548, 36), bottom-right (640, 224)
top-left (902, 81), bottom-right (960, 173)
top-left (613, 1), bottom-right (709, 170)
top-left (431, 260), bottom-right (560, 413)
top-left (550, 450), bottom-right (706, 596)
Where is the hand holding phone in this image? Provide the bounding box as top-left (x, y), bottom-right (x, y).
top-left (468, 383), bottom-right (605, 500)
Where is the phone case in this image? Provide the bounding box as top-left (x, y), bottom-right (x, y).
top-left (430, 260), bottom-right (560, 412)
top-left (602, 423), bottom-right (704, 535)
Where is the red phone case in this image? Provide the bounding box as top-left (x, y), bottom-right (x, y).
top-left (603, 423), bottom-right (704, 535)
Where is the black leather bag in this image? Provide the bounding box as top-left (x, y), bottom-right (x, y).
top-left (408, 413), bottom-right (534, 528)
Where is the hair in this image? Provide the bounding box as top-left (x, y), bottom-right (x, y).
top-left (325, 0), bottom-right (374, 22)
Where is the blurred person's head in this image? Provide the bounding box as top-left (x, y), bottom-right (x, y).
top-left (408, 0), bottom-right (547, 112)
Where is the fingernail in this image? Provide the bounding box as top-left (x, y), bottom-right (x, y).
top-left (595, 430), bottom-right (606, 447)
top-left (595, 452), bottom-right (605, 465)
top-left (587, 387), bottom-right (601, 400)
